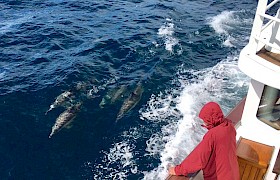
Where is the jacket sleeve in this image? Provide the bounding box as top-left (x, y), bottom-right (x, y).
top-left (174, 132), bottom-right (213, 176)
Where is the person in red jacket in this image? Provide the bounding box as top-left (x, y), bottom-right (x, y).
top-left (168, 102), bottom-right (239, 180)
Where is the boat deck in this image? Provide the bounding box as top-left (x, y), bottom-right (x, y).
top-left (257, 48), bottom-right (280, 67)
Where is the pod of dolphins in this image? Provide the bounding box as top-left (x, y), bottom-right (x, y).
top-left (46, 81), bottom-right (144, 138)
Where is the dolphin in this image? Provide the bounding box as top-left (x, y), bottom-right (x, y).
top-left (99, 85), bottom-right (127, 108)
top-left (75, 81), bottom-right (88, 92)
top-left (111, 85), bottom-right (127, 103)
top-left (99, 94), bottom-right (112, 108)
top-left (48, 102), bottom-right (82, 138)
top-left (45, 91), bottom-right (74, 115)
top-left (116, 83), bottom-right (144, 121)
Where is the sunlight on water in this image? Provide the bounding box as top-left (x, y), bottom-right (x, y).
top-left (0, 67), bottom-right (7, 82)
top-left (0, 15), bottom-right (33, 34)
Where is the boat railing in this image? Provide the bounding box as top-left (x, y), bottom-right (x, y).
top-left (249, 0), bottom-right (280, 54)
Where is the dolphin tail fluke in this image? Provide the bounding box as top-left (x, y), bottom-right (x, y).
top-left (45, 109), bottom-right (51, 115)
top-left (115, 117), bottom-right (120, 123)
top-left (49, 131), bottom-right (54, 138)
top-left (45, 105), bottom-right (55, 115)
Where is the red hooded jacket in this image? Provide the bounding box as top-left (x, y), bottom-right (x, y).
top-left (174, 102), bottom-right (239, 180)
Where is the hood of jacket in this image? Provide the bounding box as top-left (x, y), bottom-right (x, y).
top-left (199, 102), bottom-right (226, 130)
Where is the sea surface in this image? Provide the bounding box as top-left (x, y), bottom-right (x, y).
top-left (0, 0), bottom-right (257, 179)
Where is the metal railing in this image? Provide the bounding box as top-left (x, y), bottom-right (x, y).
top-left (249, 0), bottom-right (280, 54)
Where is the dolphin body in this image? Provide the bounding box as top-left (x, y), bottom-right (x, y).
top-left (49, 102), bottom-right (82, 138)
top-left (99, 85), bottom-right (127, 108)
top-left (116, 83), bottom-right (144, 121)
top-left (45, 82), bottom-right (90, 115)
top-left (45, 91), bottom-right (73, 115)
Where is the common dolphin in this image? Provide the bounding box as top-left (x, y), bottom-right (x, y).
top-left (48, 102), bottom-right (82, 138)
top-left (116, 83), bottom-right (144, 121)
top-left (99, 85), bottom-right (127, 108)
top-left (45, 91), bottom-right (73, 115)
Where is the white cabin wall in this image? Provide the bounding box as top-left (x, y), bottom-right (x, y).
top-left (238, 79), bottom-right (264, 131)
top-left (237, 79), bottom-right (279, 144)
top-left (236, 79), bottom-right (280, 179)
top-left (238, 46), bottom-right (280, 90)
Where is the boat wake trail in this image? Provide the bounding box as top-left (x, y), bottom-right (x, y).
top-left (142, 56), bottom-right (249, 179)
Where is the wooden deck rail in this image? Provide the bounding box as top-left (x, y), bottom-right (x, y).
top-left (237, 137), bottom-right (274, 180)
top-left (257, 48), bottom-right (280, 67)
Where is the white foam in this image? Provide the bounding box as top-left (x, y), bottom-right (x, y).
top-left (140, 92), bottom-right (181, 122)
top-left (223, 35), bottom-right (235, 47)
top-left (106, 142), bottom-right (134, 168)
top-left (157, 19), bottom-right (181, 53)
top-left (84, 140), bottom-right (137, 180)
top-left (142, 55), bottom-right (249, 179)
top-left (207, 10), bottom-right (253, 47)
top-left (208, 11), bottom-right (234, 34)
top-left (158, 22), bottom-right (174, 36)
top-left (121, 127), bottom-right (142, 140)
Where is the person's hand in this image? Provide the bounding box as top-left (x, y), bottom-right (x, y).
top-left (168, 166), bottom-right (176, 175)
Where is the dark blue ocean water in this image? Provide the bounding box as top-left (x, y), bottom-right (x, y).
top-left (0, 0), bottom-right (257, 179)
